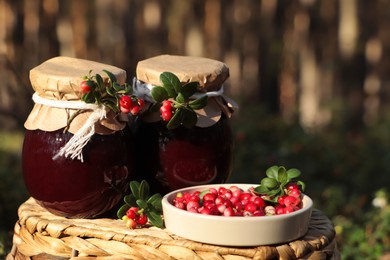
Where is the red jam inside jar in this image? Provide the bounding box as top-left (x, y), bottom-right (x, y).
top-left (22, 128), bottom-right (134, 218)
top-left (133, 116), bottom-right (233, 195)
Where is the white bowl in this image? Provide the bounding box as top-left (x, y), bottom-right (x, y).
top-left (162, 183), bottom-right (313, 246)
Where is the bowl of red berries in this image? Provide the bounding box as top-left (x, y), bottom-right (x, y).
top-left (162, 166), bottom-right (313, 246)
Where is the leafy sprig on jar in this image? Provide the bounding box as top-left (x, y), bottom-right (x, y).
top-left (150, 72), bottom-right (208, 129)
top-left (80, 70), bottom-right (144, 115)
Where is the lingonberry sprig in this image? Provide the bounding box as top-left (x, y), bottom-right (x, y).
top-left (117, 180), bottom-right (163, 228)
top-left (150, 72), bottom-right (208, 129)
top-left (254, 165), bottom-right (305, 203)
top-left (80, 70), bottom-right (144, 116)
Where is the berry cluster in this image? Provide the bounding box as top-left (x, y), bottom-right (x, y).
top-left (119, 95), bottom-right (145, 115)
top-left (79, 70), bottom-right (144, 116)
top-left (159, 100), bottom-right (174, 121)
top-left (121, 207), bottom-right (149, 229)
top-left (172, 184), bottom-right (303, 217)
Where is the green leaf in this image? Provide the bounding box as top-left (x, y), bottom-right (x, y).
top-left (180, 82), bottom-right (199, 99)
top-left (189, 95), bottom-right (208, 110)
top-left (254, 185), bottom-right (269, 194)
top-left (260, 177), bottom-right (278, 189)
top-left (136, 199), bottom-right (148, 209)
top-left (277, 169), bottom-right (288, 184)
top-left (160, 72), bottom-right (181, 97)
top-left (130, 181), bottom-right (141, 199)
top-left (166, 109), bottom-right (183, 129)
top-left (287, 168), bottom-right (301, 180)
top-left (124, 194), bottom-right (136, 206)
top-left (146, 210), bottom-right (164, 228)
top-left (82, 92), bottom-right (96, 103)
top-left (151, 86), bottom-right (169, 103)
top-left (117, 204), bottom-right (130, 219)
top-left (139, 180), bottom-right (150, 200)
top-left (103, 69), bottom-right (117, 86)
top-left (181, 109), bottom-right (197, 128)
top-left (176, 93), bottom-right (186, 103)
top-left (297, 180), bottom-right (306, 192)
top-left (147, 193), bottom-right (163, 212)
top-left (95, 73), bottom-right (104, 91)
top-left (265, 166), bottom-right (279, 180)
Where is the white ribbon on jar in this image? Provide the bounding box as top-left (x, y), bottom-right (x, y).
top-left (32, 92), bottom-right (107, 162)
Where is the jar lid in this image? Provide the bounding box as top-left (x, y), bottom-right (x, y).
top-left (135, 55), bottom-right (237, 127)
top-left (25, 56), bottom-right (127, 134)
top-left (136, 55), bottom-right (229, 91)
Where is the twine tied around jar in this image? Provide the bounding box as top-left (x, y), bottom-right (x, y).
top-left (32, 92), bottom-right (107, 162)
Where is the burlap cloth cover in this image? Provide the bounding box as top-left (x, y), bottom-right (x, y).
top-left (7, 198), bottom-right (340, 260)
top-left (135, 55), bottom-right (238, 127)
top-left (24, 56), bottom-right (127, 134)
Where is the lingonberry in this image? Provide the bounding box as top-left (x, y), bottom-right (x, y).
top-left (137, 213), bottom-right (148, 225)
top-left (288, 188), bottom-right (301, 198)
top-left (125, 218), bottom-right (137, 229)
top-left (80, 80), bottom-right (94, 94)
top-left (126, 208), bottom-right (138, 220)
top-left (240, 193), bottom-right (252, 201)
top-left (252, 197), bottom-right (266, 208)
top-left (203, 193), bottom-right (217, 202)
top-left (286, 183), bottom-right (299, 191)
top-left (284, 196), bottom-right (299, 207)
top-left (171, 185), bottom-right (305, 217)
top-left (161, 110), bottom-right (173, 121)
top-left (277, 195), bottom-right (287, 205)
top-left (244, 202), bottom-right (257, 213)
top-left (223, 207), bottom-right (235, 216)
top-left (119, 95), bottom-right (133, 113)
top-left (162, 100), bottom-right (173, 110)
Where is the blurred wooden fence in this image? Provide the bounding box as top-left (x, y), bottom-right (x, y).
top-left (1, 0), bottom-right (390, 131)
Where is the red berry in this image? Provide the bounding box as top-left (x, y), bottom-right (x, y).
top-left (289, 188), bottom-right (301, 198)
top-left (137, 98), bottom-right (145, 109)
top-left (244, 202), bottom-right (257, 213)
top-left (286, 183), bottom-right (299, 191)
top-left (284, 196), bottom-right (299, 207)
top-left (284, 206), bottom-right (295, 214)
top-left (277, 195), bottom-right (287, 205)
top-left (161, 110), bottom-right (173, 121)
top-left (203, 193), bottom-right (217, 202)
top-left (126, 209), bottom-right (137, 220)
top-left (130, 105), bottom-right (140, 115)
top-left (126, 218), bottom-right (137, 229)
top-left (252, 197), bottom-right (265, 208)
top-left (80, 80), bottom-right (94, 94)
top-left (223, 207), bottom-right (235, 216)
top-left (119, 95), bottom-right (133, 113)
top-left (137, 214), bottom-right (148, 225)
top-left (162, 100), bottom-right (173, 110)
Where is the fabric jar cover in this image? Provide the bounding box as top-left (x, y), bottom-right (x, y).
top-left (135, 54), bottom-right (238, 127)
top-left (24, 56), bottom-right (127, 135)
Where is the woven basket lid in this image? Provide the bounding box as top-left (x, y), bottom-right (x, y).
top-left (24, 56), bottom-right (127, 134)
top-left (136, 55), bottom-right (237, 127)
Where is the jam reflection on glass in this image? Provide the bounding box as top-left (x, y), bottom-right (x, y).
top-left (22, 128), bottom-right (134, 218)
top-left (133, 116), bottom-right (233, 195)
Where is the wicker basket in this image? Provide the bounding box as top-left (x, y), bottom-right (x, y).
top-left (7, 198), bottom-right (340, 260)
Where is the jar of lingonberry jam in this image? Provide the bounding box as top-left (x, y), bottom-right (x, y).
top-left (132, 55), bottom-right (238, 195)
top-left (22, 56), bottom-right (134, 218)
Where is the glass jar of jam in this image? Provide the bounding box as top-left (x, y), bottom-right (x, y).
top-left (22, 57), bottom-right (134, 218)
top-left (132, 55), bottom-right (238, 195)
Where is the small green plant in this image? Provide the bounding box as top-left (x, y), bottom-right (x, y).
top-left (255, 165), bottom-right (305, 203)
top-left (117, 180), bottom-right (163, 228)
top-left (150, 71), bottom-right (208, 129)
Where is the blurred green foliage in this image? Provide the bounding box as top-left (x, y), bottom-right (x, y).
top-left (1, 102), bottom-right (390, 258)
